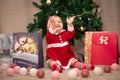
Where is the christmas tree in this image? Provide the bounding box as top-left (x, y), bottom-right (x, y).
top-left (27, 0), bottom-right (103, 42)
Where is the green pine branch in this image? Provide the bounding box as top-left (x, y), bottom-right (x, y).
top-left (27, 0), bottom-right (103, 41)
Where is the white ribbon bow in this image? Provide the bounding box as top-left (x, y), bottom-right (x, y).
top-left (99, 35), bottom-right (109, 45)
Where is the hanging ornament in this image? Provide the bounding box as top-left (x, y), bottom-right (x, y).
top-left (97, 7), bottom-right (101, 13)
top-left (80, 25), bottom-right (85, 32)
top-left (46, 0), bottom-right (51, 5)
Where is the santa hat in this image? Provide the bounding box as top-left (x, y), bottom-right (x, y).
top-left (46, 18), bottom-right (50, 28)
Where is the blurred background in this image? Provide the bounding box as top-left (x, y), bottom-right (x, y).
top-left (0, 0), bottom-right (120, 55)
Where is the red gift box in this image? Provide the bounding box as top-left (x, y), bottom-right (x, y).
top-left (84, 31), bottom-right (119, 65)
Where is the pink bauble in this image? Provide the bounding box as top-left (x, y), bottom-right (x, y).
top-left (6, 68), bottom-right (14, 76)
top-left (0, 66), bottom-right (2, 73)
top-left (104, 65), bottom-right (111, 73)
top-left (51, 71), bottom-right (61, 79)
top-left (14, 66), bottom-right (21, 74)
top-left (10, 63), bottom-right (17, 68)
top-left (81, 69), bottom-right (89, 78)
top-left (111, 63), bottom-right (119, 71)
top-left (37, 69), bottom-right (45, 78)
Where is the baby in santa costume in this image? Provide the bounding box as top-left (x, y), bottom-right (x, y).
top-left (46, 15), bottom-right (94, 73)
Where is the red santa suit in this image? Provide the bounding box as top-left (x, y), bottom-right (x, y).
top-left (46, 26), bottom-right (76, 69)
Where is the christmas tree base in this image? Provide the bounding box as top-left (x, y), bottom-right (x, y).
top-left (73, 36), bottom-right (85, 62)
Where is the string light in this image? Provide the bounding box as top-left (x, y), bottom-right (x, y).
top-left (59, 12), bottom-right (92, 17)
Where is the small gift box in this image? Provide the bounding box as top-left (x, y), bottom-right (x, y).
top-left (84, 31), bottom-right (118, 65)
top-left (12, 32), bottom-right (44, 68)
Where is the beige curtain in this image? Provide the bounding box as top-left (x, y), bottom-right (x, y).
top-left (0, 0), bottom-right (38, 33)
top-left (97, 0), bottom-right (120, 52)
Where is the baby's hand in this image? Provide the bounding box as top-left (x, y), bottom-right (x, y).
top-left (66, 16), bottom-right (76, 26)
top-left (47, 17), bottom-right (56, 30)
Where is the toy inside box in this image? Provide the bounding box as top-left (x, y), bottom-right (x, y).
top-left (84, 31), bottom-right (119, 65)
top-left (12, 32), bottom-right (44, 68)
top-left (0, 34), bottom-right (13, 64)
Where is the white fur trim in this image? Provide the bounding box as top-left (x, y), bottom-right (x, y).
top-left (56, 58), bottom-right (75, 69)
top-left (46, 58), bottom-right (75, 69)
top-left (55, 30), bottom-right (65, 35)
top-left (47, 41), bottom-right (69, 48)
top-left (68, 25), bottom-right (74, 31)
top-left (49, 27), bottom-right (56, 34)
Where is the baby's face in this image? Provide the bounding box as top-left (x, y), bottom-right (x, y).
top-left (53, 17), bottom-right (63, 33)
